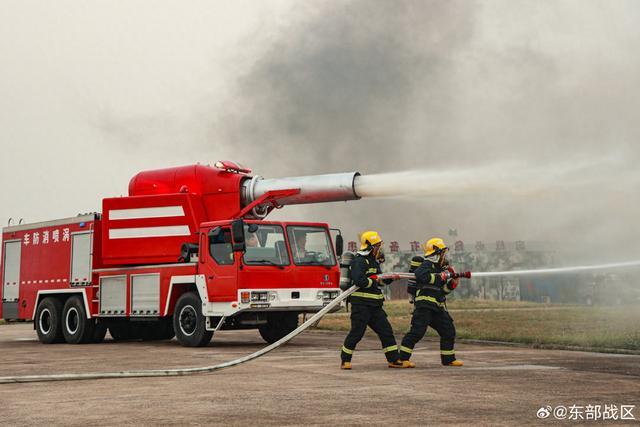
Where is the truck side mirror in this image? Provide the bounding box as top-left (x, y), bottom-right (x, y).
top-left (335, 234), bottom-right (344, 257)
top-left (231, 219), bottom-right (246, 252)
top-left (179, 243), bottom-right (199, 263)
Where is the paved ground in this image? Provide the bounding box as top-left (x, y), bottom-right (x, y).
top-left (0, 323), bottom-right (638, 426)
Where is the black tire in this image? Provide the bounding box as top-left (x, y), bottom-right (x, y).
top-left (108, 321), bottom-right (133, 341)
top-left (258, 312), bottom-right (299, 344)
top-left (62, 296), bottom-right (96, 344)
top-left (35, 297), bottom-right (64, 344)
top-left (173, 292), bottom-right (212, 347)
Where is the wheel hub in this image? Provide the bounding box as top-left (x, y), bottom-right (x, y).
top-left (39, 308), bottom-right (52, 335)
top-left (179, 306), bottom-right (198, 337)
top-left (65, 307), bottom-right (79, 335)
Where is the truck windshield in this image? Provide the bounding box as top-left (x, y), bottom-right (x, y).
top-left (243, 224), bottom-right (290, 266)
top-left (287, 226), bottom-right (336, 266)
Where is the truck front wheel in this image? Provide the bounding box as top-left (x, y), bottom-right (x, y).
top-left (173, 292), bottom-right (212, 347)
top-left (62, 296), bottom-right (96, 344)
top-left (35, 297), bottom-right (64, 344)
top-left (258, 312), bottom-right (299, 344)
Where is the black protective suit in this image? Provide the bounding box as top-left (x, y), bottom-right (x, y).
top-left (340, 252), bottom-right (400, 363)
top-left (399, 257), bottom-right (458, 364)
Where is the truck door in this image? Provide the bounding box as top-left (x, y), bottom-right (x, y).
top-left (2, 240), bottom-right (22, 319)
top-left (200, 227), bottom-right (237, 302)
top-left (70, 232), bottom-right (92, 286)
top-left (239, 223), bottom-right (292, 289)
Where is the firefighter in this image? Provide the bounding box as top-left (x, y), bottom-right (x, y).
top-left (293, 232), bottom-right (308, 262)
top-left (246, 232), bottom-right (259, 248)
top-left (340, 231), bottom-right (412, 370)
top-left (399, 238), bottom-right (470, 367)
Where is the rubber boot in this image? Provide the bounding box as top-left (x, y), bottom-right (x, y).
top-left (389, 360), bottom-right (415, 369)
top-left (400, 360), bottom-right (416, 368)
top-left (445, 360), bottom-right (463, 367)
top-left (341, 361), bottom-right (352, 370)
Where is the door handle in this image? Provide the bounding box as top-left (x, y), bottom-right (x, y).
top-left (208, 276), bottom-right (214, 280)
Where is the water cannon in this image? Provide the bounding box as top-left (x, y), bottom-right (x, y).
top-left (240, 171), bottom-right (361, 217)
top-left (128, 162), bottom-right (361, 221)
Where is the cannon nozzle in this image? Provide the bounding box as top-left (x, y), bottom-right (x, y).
top-left (240, 171), bottom-right (361, 207)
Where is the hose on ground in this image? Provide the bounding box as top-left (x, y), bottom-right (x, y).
top-left (0, 286), bottom-right (357, 384)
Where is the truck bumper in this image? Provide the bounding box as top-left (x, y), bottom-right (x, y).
top-left (201, 288), bottom-right (342, 318)
top-left (236, 288), bottom-right (342, 313)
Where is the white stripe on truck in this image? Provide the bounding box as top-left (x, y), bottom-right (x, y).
top-left (109, 225), bottom-right (191, 239)
top-left (109, 206), bottom-right (185, 220)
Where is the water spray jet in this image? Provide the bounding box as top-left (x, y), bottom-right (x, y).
top-left (382, 260), bottom-right (640, 281)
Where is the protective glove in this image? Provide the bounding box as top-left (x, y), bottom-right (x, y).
top-left (439, 271), bottom-right (453, 282)
top-left (447, 266), bottom-right (460, 289)
top-left (440, 271), bottom-right (472, 281)
top-left (366, 274), bottom-right (381, 287)
top-left (381, 274), bottom-right (400, 285)
top-left (449, 279), bottom-right (459, 290)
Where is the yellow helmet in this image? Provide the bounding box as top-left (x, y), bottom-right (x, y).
top-left (423, 237), bottom-right (448, 257)
top-left (360, 231), bottom-right (383, 250)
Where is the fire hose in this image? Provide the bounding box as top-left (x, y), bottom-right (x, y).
top-left (3, 260), bottom-right (640, 384)
top-left (0, 286), bottom-right (358, 384)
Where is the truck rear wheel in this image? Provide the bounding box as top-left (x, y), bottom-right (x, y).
top-left (62, 296), bottom-right (96, 344)
top-left (35, 297), bottom-right (64, 344)
top-left (258, 312), bottom-right (299, 344)
top-left (173, 292), bottom-right (212, 347)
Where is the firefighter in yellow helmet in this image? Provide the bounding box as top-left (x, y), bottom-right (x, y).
top-left (399, 238), bottom-right (471, 367)
top-left (340, 231), bottom-right (411, 369)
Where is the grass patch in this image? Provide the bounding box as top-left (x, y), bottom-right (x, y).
top-left (445, 299), bottom-right (545, 310)
top-left (317, 300), bottom-right (640, 351)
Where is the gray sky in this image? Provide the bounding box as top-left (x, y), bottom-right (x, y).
top-left (1, 1), bottom-right (639, 259)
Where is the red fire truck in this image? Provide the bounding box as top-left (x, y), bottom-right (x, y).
top-left (1, 162), bottom-right (361, 347)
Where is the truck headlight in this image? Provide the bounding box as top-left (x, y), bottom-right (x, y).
top-left (317, 290), bottom-right (339, 301)
top-left (251, 291), bottom-right (268, 302)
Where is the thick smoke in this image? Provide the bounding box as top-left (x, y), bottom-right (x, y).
top-left (218, 0), bottom-right (640, 261)
top-left (220, 1), bottom-right (475, 176)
